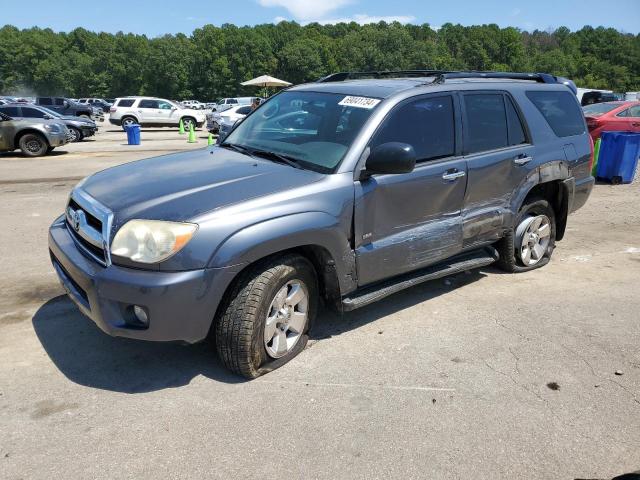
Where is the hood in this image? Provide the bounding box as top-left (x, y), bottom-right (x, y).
top-left (80, 146), bottom-right (324, 224)
top-left (61, 115), bottom-right (95, 124)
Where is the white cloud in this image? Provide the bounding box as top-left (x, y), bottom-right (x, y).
top-left (313, 14), bottom-right (416, 25)
top-left (258, 0), bottom-right (353, 21)
top-left (511, 8), bottom-right (522, 17)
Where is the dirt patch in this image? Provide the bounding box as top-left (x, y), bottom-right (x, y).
top-left (30, 399), bottom-right (80, 420)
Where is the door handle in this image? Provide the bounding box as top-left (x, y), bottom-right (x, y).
top-left (442, 170), bottom-right (466, 181)
top-left (514, 156), bottom-right (533, 166)
top-left (632, 122), bottom-right (640, 127)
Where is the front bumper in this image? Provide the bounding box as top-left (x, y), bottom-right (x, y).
top-left (49, 132), bottom-right (69, 147)
top-left (81, 126), bottom-right (98, 137)
top-left (48, 215), bottom-right (240, 343)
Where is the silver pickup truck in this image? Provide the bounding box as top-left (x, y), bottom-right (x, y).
top-left (49, 70), bottom-right (594, 378)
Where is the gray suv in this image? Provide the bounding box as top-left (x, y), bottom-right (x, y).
top-left (0, 111), bottom-right (70, 156)
top-left (49, 71), bottom-right (594, 378)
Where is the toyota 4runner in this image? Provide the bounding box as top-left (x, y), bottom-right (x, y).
top-left (49, 71), bottom-right (594, 378)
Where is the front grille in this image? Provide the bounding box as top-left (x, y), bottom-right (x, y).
top-left (65, 191), bottom-right (112, 267)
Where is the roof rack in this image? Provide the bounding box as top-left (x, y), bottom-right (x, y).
top-left (317, 70), bottom-right (577, 94)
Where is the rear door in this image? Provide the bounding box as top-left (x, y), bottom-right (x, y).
top-left (137, 99), bottom-right (161, 123)
top-left (354, 94), bottom-right (467, 286)
top-left (460, 92), bottom-right (533, 248)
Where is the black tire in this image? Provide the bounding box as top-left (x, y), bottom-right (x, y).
top-left (69, 127), bottom-right (83, 142)
top-left (496, 197), bottom-right (556, 273)
top-left (121, 116), bottom-right (138, 131)
top-left (18, 133), bottom-right (49, 157)
top-left (46, 146), bottom-right (55, 153)
top-left (215, 254), bottom-right (318, 379)
top-left (181, 117), bottom-right (196, 131)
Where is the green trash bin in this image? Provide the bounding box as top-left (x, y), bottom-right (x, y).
top-left (591, 138), bottom-right (601, 177)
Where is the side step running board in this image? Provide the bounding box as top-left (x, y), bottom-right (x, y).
top-left (342, 247), bottom-right (499, 311)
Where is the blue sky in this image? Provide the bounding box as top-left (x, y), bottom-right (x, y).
top-left (2, 0), bottom-right (639, 36)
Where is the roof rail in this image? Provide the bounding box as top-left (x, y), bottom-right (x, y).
top-left (317, 70), bottom-right (577, 94)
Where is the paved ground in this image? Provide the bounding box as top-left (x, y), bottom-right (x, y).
top-left (0, 125), bottom-right (638, 479)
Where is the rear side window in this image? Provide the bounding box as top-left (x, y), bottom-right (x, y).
top-left (526, 91), bottom-right (585, 137)
top-left (372, 95), bottom-right (456, 163)
top-left (117, 99), bottom-right (135, 107)
top-left (39, 98), bottom-right (52, 105)
top-left (55, 98), bottom-right (65, 106)
top-left (0, 106), bottom-right (20, 117)
top-left (463, 94), bottom-right (508, 153)
top-left (505, 96), bottom-right (527, 146)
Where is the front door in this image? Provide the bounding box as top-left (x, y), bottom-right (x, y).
top-left (614, 104), bottom-right (640, 133)
top-left (354, 94), bottom-right (467, 286)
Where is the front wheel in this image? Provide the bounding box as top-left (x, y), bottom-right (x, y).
top-left (215, 254), bottom-right (318, 379)
top-left (19, 133), bottom-right (49, 157)
top-left (496, 197), bottom-right (556, 272)
top-left (69, 127), bottom-right (82, 142)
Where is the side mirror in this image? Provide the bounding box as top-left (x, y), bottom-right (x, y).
top-left (363, 142), bottom-right (416, 177)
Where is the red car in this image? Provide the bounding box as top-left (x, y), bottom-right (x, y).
top-left (583, 101), bottom-right (640, 141)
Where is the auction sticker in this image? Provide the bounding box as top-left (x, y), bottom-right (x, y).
top-left (338, 96), bottom-right (381, 109)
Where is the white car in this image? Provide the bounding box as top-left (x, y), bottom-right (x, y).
top-left (109, 97), bottom-right (206, 131)
top-left (206, 104), bottom-right (252, 133)
top-left (181, 100), bottom-right (205, 110)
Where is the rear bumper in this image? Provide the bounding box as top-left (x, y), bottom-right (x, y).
top-left (571, 176), bottom-right (595, 213)
top-left (48, 215), bottom-right (240, 344)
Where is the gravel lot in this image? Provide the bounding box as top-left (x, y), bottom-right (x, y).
top-left (1, 124), bottom-right (639, 480)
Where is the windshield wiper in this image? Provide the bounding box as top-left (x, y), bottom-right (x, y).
top-left (248, 148), bottom-right (304, 170)
top-left (220, 142), bottom-right (255, 157)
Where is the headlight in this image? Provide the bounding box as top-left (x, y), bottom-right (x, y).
top-left (111, 220), bottom-right (198, 264)
top-left (44, 124), bottom-right (61, 133)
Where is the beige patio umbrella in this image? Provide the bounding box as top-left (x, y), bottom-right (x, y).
top-left (240, 75), bottom-right (292, 88)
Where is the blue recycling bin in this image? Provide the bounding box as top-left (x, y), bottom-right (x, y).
top-left (596, 131), bottom-right (640, 184)
top-left (124, 124), bottom-right (141, 145)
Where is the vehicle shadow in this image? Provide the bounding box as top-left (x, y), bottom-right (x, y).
top-left (311, 269), bottom-right (488, 341)
top-left (33, 269), bottom-right (488, 393)
top-left (32, 295), bottom-right (245, 393)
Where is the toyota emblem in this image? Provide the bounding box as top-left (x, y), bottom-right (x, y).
top-left (73, 211), bottom-right (81, 232)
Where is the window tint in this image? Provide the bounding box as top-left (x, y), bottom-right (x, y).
top-left (139, 99), bottom-right (159, 109)
top-left (464, 94), bottom-right (508, 153)
top-left (21, 107), bottom-right (47, 118)
top-left (228, 99), bottom-right (238, 104)
top-left (117, 99), bottom-right (135, 107)
top-left (236, 106), bottom-right (252, 115)
top-left (372, 96), bottom-right (455, 163)
top-left (55, 98), bottom-right (65, 106)
top-left (526, 91), bottom-right (585, 137)
top-left (0, 106), bottom-right (20, 117)
top-left (39, 98), bottom-right (52, 105)
top-left (158, 101), bottom-right (173, 110)
top-left (505, 96), bottom-right (527, 145)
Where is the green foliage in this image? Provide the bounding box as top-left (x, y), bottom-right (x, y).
top-left (0, 22), bottom-right (638, 99)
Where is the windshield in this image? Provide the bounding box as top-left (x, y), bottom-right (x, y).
top-left (38, 106), bottom-right (63, 118)
top-left (582, 103), bottom-right (621, 115)
top-left (223, 91), bottom-right (380, 173)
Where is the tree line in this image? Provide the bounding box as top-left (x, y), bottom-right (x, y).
top-left (0, 22), bottom-right (638, 100)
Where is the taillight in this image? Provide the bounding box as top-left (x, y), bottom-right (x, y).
top-left (588, 135), bottom-right (595, 173)
top-left (585, 116), bottom-right (599, 131)
top-left (110, 107), bottom-right (116, 113)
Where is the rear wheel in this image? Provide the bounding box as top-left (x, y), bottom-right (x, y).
top-left (19, 133), bottom-right (49, 157)
top-left (79, 114), bottom-right (91, 120)
top-left (496, 197), bottom-right (556, 272)
top-left (215, 254), bottom-right (318, 379)
top-left (121, 116), bottom-right (137, 131)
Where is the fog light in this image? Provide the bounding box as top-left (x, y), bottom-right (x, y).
top-left (133, 305), bottom-right (149, 326)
